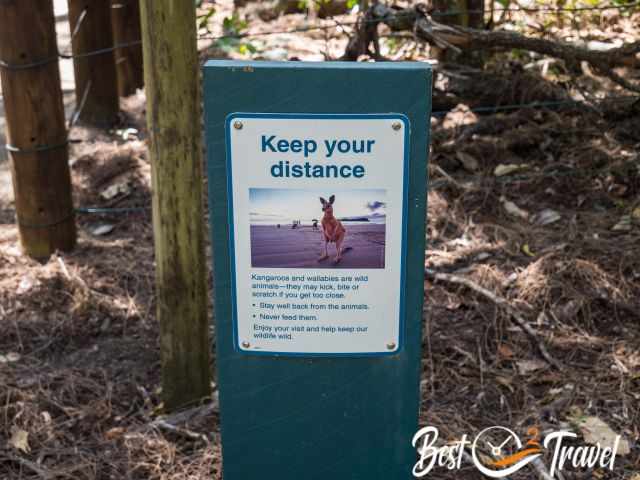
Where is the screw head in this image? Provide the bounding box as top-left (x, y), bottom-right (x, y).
top-left (392, 122), bottom-right (402, 131)
top-left (241, 341), bottom-right (250, 348)
top-left (386, 342), bottom-right (397, 350)
top-left (233, 120), bottom-right (243, 130)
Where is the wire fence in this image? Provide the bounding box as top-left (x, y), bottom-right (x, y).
top-left (0, 1), bottom-right (637, 69)
top-left (1, 1), bottom-right (639, 217)
top-left (197, 1), bottom-right (640, 40)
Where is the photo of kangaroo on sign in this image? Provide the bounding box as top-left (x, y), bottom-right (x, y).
top-left (249, 188), bottom-right (386, 269)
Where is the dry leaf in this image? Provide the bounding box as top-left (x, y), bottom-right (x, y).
top-left (456, 151), bottom-right (479, 172)
top-left (501, 197), bottom-right (529, 220)
top-left (442, 104), bottom-right (477, 129)
top-left (576, 416), bottom-right (630, 455)
top-left (494, 163), bottom-right (528, 177)
top-left (498, 344), bottom-right (515, 359)
top-left (0, 352), bottom-right (21, 364)
top-left (611, 215), bottom-right (632, 232)
top-left (494, 376), bottom-right (515, 392)
top-left (105, 427), bottom-right (125, 440)
top-left (100, 182), bottom-right (130, 201)
top-left (532, 208), bottom-right (562, 226)
top-left (9, 427), bottom-right (30, 453)
top-left (516, 359), bottom-right (547, 375)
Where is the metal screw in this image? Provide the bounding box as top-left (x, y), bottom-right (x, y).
top-left (386, 342), bottom-right (397, 350)
top-left (392, 122), bottom-right (402, 131)
top-left (233, 120), bottom-right (243, 130)
top-left (241, 341), bottom-right (250, 348)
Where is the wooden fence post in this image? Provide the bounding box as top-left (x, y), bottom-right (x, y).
top-left (0, 0), bottom-right (76, 259)
top-left (68, 0), bottom-right (119, 125)
top-left (139, 0), bottom-right (211, 410)
top-left (110, 0), bottom-right (144, 97)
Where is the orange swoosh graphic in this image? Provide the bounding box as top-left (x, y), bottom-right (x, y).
top-left (491, 448), bottom-right (543, 467)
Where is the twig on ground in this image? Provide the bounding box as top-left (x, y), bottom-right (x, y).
top-left (152, 420), bottom-right (209, 443)
top-left (425, 268), bottom-right (564, 370)
top-left (134, 399), bottom-right (219, 442)
top-left (1, 451), bottom-right (53, 479)
top-left (152, 398), bottom-right (219, 427)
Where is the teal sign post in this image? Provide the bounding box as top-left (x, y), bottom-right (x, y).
top-left (204, 61), bottom-right (431, 479)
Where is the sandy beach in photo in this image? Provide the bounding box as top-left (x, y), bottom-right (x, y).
top-left (250, 223), bottom-right (386, 268)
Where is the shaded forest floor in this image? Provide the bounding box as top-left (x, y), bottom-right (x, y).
top-left (1, 1), bottom-right (639, 478)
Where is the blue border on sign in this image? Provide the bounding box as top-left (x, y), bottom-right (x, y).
top-left (224, 112), bottom-right (410, 357)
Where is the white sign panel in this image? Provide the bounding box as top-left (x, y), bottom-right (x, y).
top-left (226, 113), bottom-right (408, 355)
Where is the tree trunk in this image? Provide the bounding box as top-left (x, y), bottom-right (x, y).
top-left (434, 0), bottom-right (485, 29)
top-left (139, 0), bottom-right (211, 411)
top-left (111, 0), bottom-right (144, 97)
top-left (68, 0), bottom-right (119, 125)
top-left (433, 0), bottom-right (485, 63)
top-left (0, 0), bottom-right (76, 259)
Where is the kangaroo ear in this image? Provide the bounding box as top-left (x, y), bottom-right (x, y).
top-left (329, 195), bottom-right (335, 204)
top-left (319, 197), bottom-right (326, 205)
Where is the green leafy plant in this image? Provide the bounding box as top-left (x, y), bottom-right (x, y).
top-left (197, 7), bottom-right (216, 34)
top-left (222, 13), bottom-right (249, 35)
top-left (215, 13), bottom-right (258, 56)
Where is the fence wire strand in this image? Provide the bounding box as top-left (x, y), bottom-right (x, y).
top-left (0, 2), bottom-right (638, 68)
top-left (197, 0), bottom-right (640, 40)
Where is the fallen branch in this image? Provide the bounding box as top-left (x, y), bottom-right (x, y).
top-left (425, 268), bottom-right (563, 370)
top-left (134, 399), bottom-right (218, 441)
top-left (343, 4), bottom-right (640, 92)
top-left (154, 399), bottom-right (218, 426)
top-left (153, 419), bottom-right (209, 443)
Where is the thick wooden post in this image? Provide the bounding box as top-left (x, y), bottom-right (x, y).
top-left (139, 0), bottom-right (211, 410)
top-left (68, 0), bottom-right (119, 125)
top-left (0, 0), bottom-right (76, 259)
top-left (111, 0), bottom-right (144, 97)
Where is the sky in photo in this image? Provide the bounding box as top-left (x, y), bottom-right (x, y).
top-left (249, 188), bottom-right (386, 224)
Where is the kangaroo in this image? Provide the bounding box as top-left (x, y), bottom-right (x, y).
top-left (318, 195), bottom-right (348, 264)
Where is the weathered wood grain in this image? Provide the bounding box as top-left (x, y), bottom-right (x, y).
top-left (140, 0), bottom-right (211, 411)
top-left (68, 0), bottom-right (119, 124)
top-left (111, 0), bottom-right (143, 97)
top-left (0, 0), bottom-right (76, 258)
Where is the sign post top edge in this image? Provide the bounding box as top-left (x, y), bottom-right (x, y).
top-left (203, 59), bottom-right (432, 73)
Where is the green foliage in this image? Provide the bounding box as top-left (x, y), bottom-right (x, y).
top-left (216, 13), bottom-right (258, 56)
top-left (222, 13), bottom-right (249, 34)
top-left (197, 7), bottom-right (216, 34)
top-left (509, 48), bottom-right (528, 60)
top-left (297, 0), bottom-right (360, 13)
top-left (385, 36), bottom-right (402, 55)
